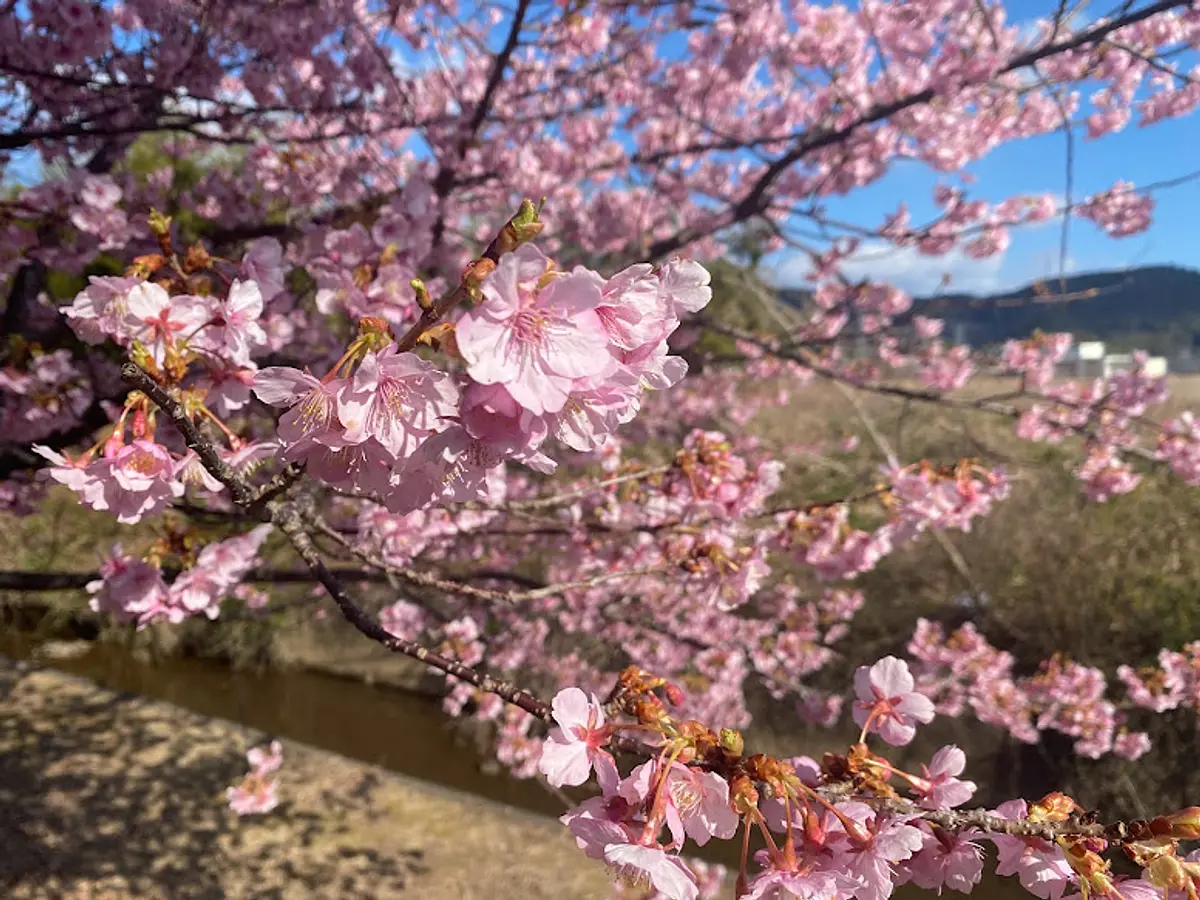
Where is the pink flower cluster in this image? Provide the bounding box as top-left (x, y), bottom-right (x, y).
top-left (1118, 642), bottom-right (1200, 714)
top-left (1157, 412), bottom-right (1200, 485)
top-left (226, 740), bottom-right (283, 816)
top-left (66, 277), bottom-right (267, 366)
top-left (779, 461), bottom-right (1009, 581)
top-left (0, 349), bottom-right (93, 444)
top-left (251, 247), bottom-right (710, 514)
top-left (1075, 182), bottom-right (1154, 237)
top-left (34, 440), bottom-right (184, 525)
top-left (908, 619), bottom-right (1151, 760)
top-left (750, 587), bottom-right (865, 701)
top-left (1001, 334), bottom-right (1073, 389)
top-left (86, 525), bottom-right (271, 626)
top-left (541, 660), bottom-right (1102, 900)
top-left (1007, 353), bottom-right (1169, 498)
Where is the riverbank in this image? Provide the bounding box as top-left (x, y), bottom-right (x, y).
top-left (0, 655), bottom-right (613, 899)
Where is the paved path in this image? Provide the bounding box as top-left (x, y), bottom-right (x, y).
top-left (0, 657), bottom-right (611, 899)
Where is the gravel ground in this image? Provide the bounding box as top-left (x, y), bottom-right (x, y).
top-left (0, 656), bottom-right (612, 900)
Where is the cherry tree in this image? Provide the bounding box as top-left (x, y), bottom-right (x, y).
top-left (6, 0), bottom-right (1200, 897)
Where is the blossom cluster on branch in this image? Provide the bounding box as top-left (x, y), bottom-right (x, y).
top-left (7, 0), bottom-right (1200, 896)
top-left (535, 659), bottom-right (1200, 900)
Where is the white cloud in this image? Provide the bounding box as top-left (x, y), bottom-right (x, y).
top-left (764, 241), bottom-right (1008, 297)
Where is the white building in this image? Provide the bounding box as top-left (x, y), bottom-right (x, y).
top-left (1055, 341), bottom-right (1168, 379)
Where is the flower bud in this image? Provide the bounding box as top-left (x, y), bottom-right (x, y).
top-left (462, 258), bottom-right (497, 304)
top-left (131, 405), bottom-right (148, 440)
top-left (182, 243), bottom-right (212, 273)
top-left (411, 278), bottom-right (433, 311)
top-left (803, 806), bottom-right (826, 845)
top-left (1165, 808), bottom-right (1200, 840)
top-left (1030, 792), bottom-right (1081, 823)
top-left (416, 322), bottom-right (458, 358)
top-left (357, 316), bottom-right (394, 351)
top-left (148, 209), bottom-right (172, 238)
top-left (127, 254), bottom-right (166, 278)
top-left (719, 728), bottom-right (743, 757)
top-left (497, 198), bottom-right (544, 254)
top-left (730, 774), bottom-right (759, 816)
top-left (632, 694), bottom-right (668, 725)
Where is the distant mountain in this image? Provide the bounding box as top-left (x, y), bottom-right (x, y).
top-left (778, 265), bottom-right (1200, 355)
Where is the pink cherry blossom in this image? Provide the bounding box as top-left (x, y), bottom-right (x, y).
top-left (990, 800), bottom-right (1075, 900)
top-left (195, 280), bottom-right (267, 366)
top-left (853, 656), bottom-right (936, 746)
top-left (620, 761), bottom-right (738, 847)
top-left (911, 745), bottom-right (976, 809)
top-left (123, 282), bottom-right (208, 363)
top-left (226, 776), bottom-right (280, 816)
top-left (657, 258), bottom-right (713, 320)
top-left (247, 740), bottom-right (284, 775)
top-left (106, 439), bottom-right (185, 524)
top-left (252, 367), bottom-right (345, 451)
top-left (31, 445), bottom-right (109, 512)
top-left (336, 347), bottom-right (458, 458)
top-left (743, 854), bottom-right (854, 900)
top-left (835, 802), bottom-right (926, 900)
top-left (561, 795), bottom-right (638, 861)
top-left (902, 826), bottom-right (985, 894)
top-left (456, 244), bottom-right (613, 415)
top-left (226, 740), bottom-right (283, 816)
top-left (64, 276), bottom-right (139, 344)
top-left (243, 237), bottom-right (287, 301)
top-left (603, 843), bottom-right (699, 900)
top-left (598, 263), bottom-right (668, 350)
top-left (537, 687), bottom-right (619, 793)
top-left (159, 525), bottom-right (272, 623)
top-left (86, 548), bottom-right (170, 623)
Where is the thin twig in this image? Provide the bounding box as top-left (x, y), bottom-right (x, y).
top-left (309, 510), bottom-right (663, 603)
top-left (500, 465), bottom-right (674, 511)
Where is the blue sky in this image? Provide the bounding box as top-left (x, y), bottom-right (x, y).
top-left (765, 103), bottom-right (1200, 296)
top-left (765, 0), bottom-right (1200, 296)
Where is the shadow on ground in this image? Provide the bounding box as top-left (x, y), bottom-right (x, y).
top-left (0, 660), bottom-right (424, 899)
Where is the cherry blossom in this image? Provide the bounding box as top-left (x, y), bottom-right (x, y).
top-left (456, 245), bottom-right (612, 415)
top-left (538, 688), bottom-right (619, 793)
top-left (604, 844), bottom-right (699, 900)
top-left (909, 746), bottom-right (977, 810)
top-left (853, 657), bottom-right (936, 746)
top-left (124, 283), bottom-right (208, 364)
top-left (9, 3), bottom-right (1200, 894)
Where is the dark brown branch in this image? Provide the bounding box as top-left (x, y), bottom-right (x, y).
top-left (0, 567), bottom-right (399, 591)
top-left (269, 500), bottom-right (551, 720)
top-left (121, 363), bottom-right (258, 507)
top-left (429, 0), bottom-right (533, 250)
top-left (392, 201), bottom-right (536, 352)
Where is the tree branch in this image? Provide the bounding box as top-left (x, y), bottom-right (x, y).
top-left (646, 0), bottom-right (1191, 259)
